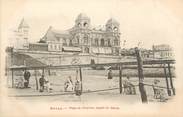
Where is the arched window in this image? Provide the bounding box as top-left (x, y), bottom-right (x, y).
top-left (95, 38), bottom-right (99, 46)
top-left (85, 47), bottom-right (89, 53)
top-left (84, 22), bottom-right (88, 27)
top-left (101, 38), bottom-right (105, 46)
top-left (69, 39), bottom-right (73, 46)
top-left (78, 23), bottom-right (81, 27)
top-left (114, 38), bottom-right (118, 46)
top-left (108, 39), bottom-right (111, 46)
top-left (113, 27), bottom-right (118, 31)
top-left (63, 38), bottom-right (67, 46)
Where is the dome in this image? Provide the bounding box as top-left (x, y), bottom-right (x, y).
top-left (106, 18), bottom-right (119, 25)
top-left (76, 13), bottom-right (90, 20)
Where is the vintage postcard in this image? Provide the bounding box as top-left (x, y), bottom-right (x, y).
top-left (1, 0), bottom-right (183, 117)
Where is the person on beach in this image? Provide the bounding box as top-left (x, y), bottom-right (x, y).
top-left (74, 79), bottom-right (82, 96)
top-left (107, 69), bottom-right (113, 79)
top-left (16, 76), bottom-right (24, 88)
top-left (153, 79), bottom-right (166, 101)
top-left (39, 75), bottom-right (46, 92)
top-left (123, 76), bottom-right (136, 95)
top-left (45, 80), bottom-right (52, 92)
top-left (24, 69), bottom-right (31, 88)
top-left (64, 76), bottom-right (74, 92)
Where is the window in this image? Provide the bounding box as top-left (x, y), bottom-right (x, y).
top-left (108, 39), bottom-right (111, 46)
top-left (108, 26), bottom-right (112, 30)
top-left (76, 35), bottom-right (80, 44)
top-left (59, 45), bottom-right (62, 50)
top-left (85, 47), bottom-right (89, 53)
top-left (95, 38), bottom-right (99, 46)
top-left (113, 27), bottom-right (118, 31)
top-left (50, 45), bottom-right (52, 49)
top-left (56, 37), bottom-right (60, 42)
top-left (69, 39), bottom-right (73, 46)
top-left (84, 22), bottom-right (88, 27)
top-left (78, 23), bottom-right (81, 27)
top-left (84, 35), bottom-right (88, 44)
top-left (101, 38), bottom-right (105, 46)
top-left (114, 38), bottom-right (118, 46)
top-left (63, 38), bottom-right (67, 46)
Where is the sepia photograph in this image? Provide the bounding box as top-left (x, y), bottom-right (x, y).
top-left (1, 0), bottom-right (183, 117)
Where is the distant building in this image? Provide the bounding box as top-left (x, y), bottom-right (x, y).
top-left (11, 19), bottom-right (30, 49)
top-left (120, 48), bottom-right (154, 59)
top-left (152, 44), bottom-right (174, 59)
top-left (141, 49), bottom-right (154, 59)
top-left (40, 13), bottom-right (121, 55)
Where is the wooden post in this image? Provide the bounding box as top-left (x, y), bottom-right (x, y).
top-left (79, 67), bottom-right (83, 92)
top-left (35, 70), bottom-right (38, 90)
top-left (135, 47), bottom-right (148, 103)
top-left (11, 48), bottom-right (14, 88)
top-left (119, 66), bottom-right (122, 94)
top-left (163, 64), bottom-right (171, 96)
top-left (168, 63), bottom-right (175, 95)
top-left (12, 69), bottom-right (14, 88)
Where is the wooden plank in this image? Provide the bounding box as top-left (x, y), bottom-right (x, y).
top-left (168, 63), bottom-right (175, 95)
top-left (135, 47), bottom-right (148, 103)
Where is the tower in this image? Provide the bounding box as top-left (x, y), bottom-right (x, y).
top-left (75, 13), bottom-right (91, 29)
top-left (105, 18), bottom-right (120, 33)
top-left (105, 18), bottom-right (121, 55)
top-left (16, 18), bottom-right (29, 49)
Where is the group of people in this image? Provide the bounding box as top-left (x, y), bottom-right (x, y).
top-left (39, 75), bottom-right (52, 92)
top-left (153, 79), bottom-right (166, 101)
top-left (123, 76), bottom-right (136, 95)
top-left (107, 69), bottom-right (166, 100)
top-left (64, 76), bottom-right (82, 96)
top-left (16, 70), bottom-right (31, 89)
top-left (107, 69), bottom-right (136, 95)
top-left (15, 68), bottom-right (166, 100)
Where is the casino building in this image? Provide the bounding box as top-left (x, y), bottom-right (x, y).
top-left (39, 13), bottom-right (121, 55)
top-left (7, 13), bottom-right (122, 67)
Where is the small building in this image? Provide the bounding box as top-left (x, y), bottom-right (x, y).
top-left (152, 44), bottom-right (174, 59)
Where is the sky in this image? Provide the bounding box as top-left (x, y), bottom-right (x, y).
top-left (1, 0), bottom-right (183, 49)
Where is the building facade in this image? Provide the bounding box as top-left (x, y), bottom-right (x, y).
top-left (152, 44), bottom-right (174, 59)
top-left (41, 13), bottom-right (121, 55)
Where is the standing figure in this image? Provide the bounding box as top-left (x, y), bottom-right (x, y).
top-left (107, 69), bottom-right (113, 79)
top-left (74, 80), bottom-right (82, 96)
top-left (24, 70), bottom-right (31, 88)
top-left (39, 75), bottom-right (45, 92)
top-left (45, 80), bottom-right (51, 92)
